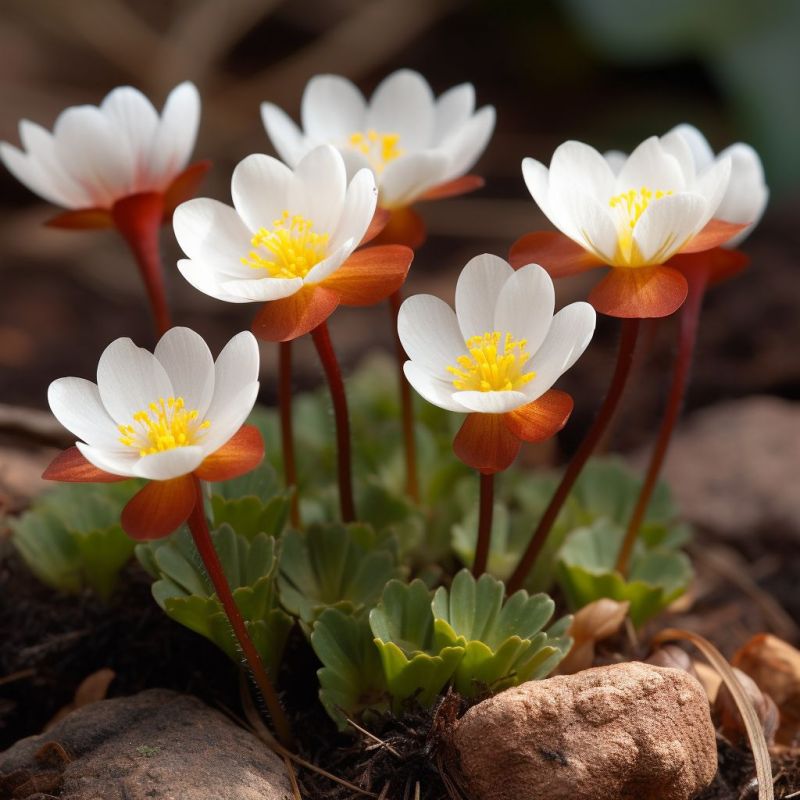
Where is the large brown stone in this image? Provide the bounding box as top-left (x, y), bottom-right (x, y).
top-left (449, 662), bottom-right (717, 800)
top-left (0, 688), bottom-right (292, 800)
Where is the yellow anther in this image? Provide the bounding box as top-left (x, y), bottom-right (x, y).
top-left (241, 210), bottom-right (329, 279)
top-left (609, 186), bottom-right (673, 229)
top-left (118, 395), bottom-right (210, 457)
top-left (446, 332), bottom-right (535, 393)
top-left (348, 129), bottom-right (404, 173)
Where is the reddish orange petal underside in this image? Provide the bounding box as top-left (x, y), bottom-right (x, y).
top-left (121, 475), bottom-right (196, 541)
top-left (42, 446), bottom-right (126, 483)
top-left (111, 191), bottom-right (164, 242)
top-left (194, 425), bottom-right (264, 482)
top-left (504, 390), bottom-right (574, 443)
top-left (453, 413), bottom-right (521, 475)
top-left (419, 174), bottom-right (485, 201)
top-left (163, 160), bottom-right (212, 219)
top-left (509, 231), bottom-right (603, 277)
top-left (252, 285), bottom-right (339, 342)
top-left (679, 219), bottom-right (747, 254)
top-left (323, 245), bottom-right (413, 307)
top-left (359, 208), bottom-right (391, 246)
top-left (371, 206), bottom-right (427, 249)
top-left (46, 208), bottom-right (114, 230)
top-left (589, 265), bottom-right (688, 319)
top-left (668, 247), bottom-right (749, 287)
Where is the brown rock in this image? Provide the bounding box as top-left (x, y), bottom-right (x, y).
top-left (640, 397), bottom-right (800, 540)
top-left (450, 662), bottom-right (717, 800)
top-left (733, 633), bottom-right (800, 745)
top-left (0, 689), bottom-right (292, 800)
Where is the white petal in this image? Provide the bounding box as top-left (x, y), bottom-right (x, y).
top-left (434, 83), bottom-right (475, 142)
top-left (53, 106), bottom-right (135, 207)
top-left (301, 75), bottom-right (366, 141)
top-left (526, 302), bottom-right (596, 400)
top-left (261, 102), bottom-right (308, 167)
top-left (658, 129), bottom-right (697, 181)
top-left (379, 151), bottom-right (450, 208)
top-left (133, 447), bottom-right (204, 480)
top-left (716, 143), bottom-right (768, 232)
top-left (455, 253), bottom-right (514, 340)
top-left (173, 197), bottom-right (252, 274)
top-left (100, 86), bottom-right (159, 188)
top-left (231, 153), bottom-right (293, 232)
top-left (615, 136), bottom-right (686, 192)
top-left (149, 81), bottom-right (201, 182)
top-left (0, 141), bottom-right (75, 208)
top-left (548, 189), bottom-right (618, 261)
top-left (690, 156), bottom-right (731, 230)
top-left (76, 441), bottom-right (138, 477)
top-left (203, 332), bottom-right (261, 448)
top-left (221, 275), bottom-right (303, 301)
top-left (438, 105), bottom-right (495, 181)
top-left (177, 259), bottom-right (254, 304)
top-left (48, 377), bottom-right (121, 448)
top-left (153, 327), bottom-right (215, 416)
top-left (548, 140), bottom-right (616, 203)
top-left (493, 263), bottom-right (555, 355)
top-left (522, 157), bottom-right (556, 227)
top-left (668, 123), bottom-right (715, 171)
top-left (453, 390), bottom-right (528, 413)
top-left (403, 361), bottom-right (466, 412)
top-left (603, 150), bottom-right (627, 175)
top-left (201, 381), bottom-right (260, 454)
top-left (632, 192), bottom-right (707, 263)
top-left (398, 294), bottom-right (465, 375)
top-left (303, 238), bottom-right (354, 284)
top-left (329, 168), bottom-right (377, 252)
top-left (367, 69), bottom-right (435, 151)
top-left (288, 145), bottom-right (346, 234)
top-left (97, 338), bottom-right (174, 425)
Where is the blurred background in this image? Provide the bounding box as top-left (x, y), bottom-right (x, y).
top-left (1, 0), bottom-right (799, 457)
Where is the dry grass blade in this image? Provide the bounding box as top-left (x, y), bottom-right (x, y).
top-left (653, 628), bottom-right (774, 800)
top-left (283, 753), bottom-right (303, 800)
top-left (345, 716), bottom-right (402, 758)
top-left (238, 680), bottom-right (377, 798)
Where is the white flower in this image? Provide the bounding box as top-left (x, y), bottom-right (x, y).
top-left (47, 328), bottom-right (259, 481)
top-left (398, 254), bottom-right (595, 415)
top-left (523, 135), bottom-right (734, 268)
top-left (261, 69), bottom-right (495, 209)
top-left (661, 124), bottom-right (768, 246)
top-left (0, 82), bottom-right (200, 210)
top-left (174, 145), bottom-right (377, 305)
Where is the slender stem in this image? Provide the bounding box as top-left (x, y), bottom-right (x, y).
top-left (112, 195), bottom-right (171, 336)
top-left (278, 341), bottom-right (301, 528)
top-left (187, 476), bottom-right (294, 748)
top-left (506, 319), bottom-right (641, 594)
top-left (615, 271), bottom-right (707, 575)
top-left (311, 321), bottom-right (356, 522)
top-left (473, 472), bottom-right (495, 576)
top-left (389, 290), bottom-right (419, 502)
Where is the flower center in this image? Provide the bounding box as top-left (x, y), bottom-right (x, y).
top-left (447, 332), bottom-right (535, 392)
top-left (118, 396), bottom-right (209, 457)
top-left (608, 186), bottom-right (674, 264)
top-left (348, 129), bottom-right (404, 173)
top-left (242, 211), bottom-right (329, 279)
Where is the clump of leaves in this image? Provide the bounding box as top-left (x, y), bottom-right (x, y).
top-left (10, 481), bottom-right (141, 600)
top-left (432, 570), bottom-right (572, 697)
top-left (136, 524), bottom-right (292, 681)
top-left (278, 522), bottom-right (399, 633)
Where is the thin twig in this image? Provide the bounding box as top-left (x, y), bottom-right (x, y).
top-left (345, 716), bottom-right (401, 758)
top-left (283, 754), bottom-right (303, 800)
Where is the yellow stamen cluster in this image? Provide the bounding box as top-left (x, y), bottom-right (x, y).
top-left (118, 396), bottom-right (210, 457)
top-left (242, 211), bottom-right (329, 279)
top-left (609, 186), bottom-right (673, 230)
top-left (348, 129), bottom-right (404, 173)
top-left (447, 332), bottom-right (535, 393)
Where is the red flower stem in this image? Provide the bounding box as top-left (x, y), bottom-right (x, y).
top-left (473, 472), bottom-right (495, 576)
top-left (615, 270), bottom-right (707, 575)
top-left (278, 341), bottom-right (301, 528)
top-left (187, 476), bottom-right (294, 748)
top-left (310, 321), bottom-right (356, 523)
top-left (389, 289), bottom-right (419, 502)
top-left (506, 318), bottom-right (641, 594)
top-left (112, 195), bottom-right (171, 337)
